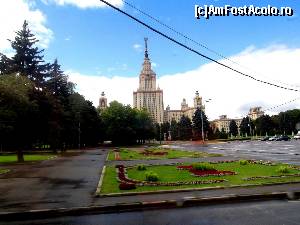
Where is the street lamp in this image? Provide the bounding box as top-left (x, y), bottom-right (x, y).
top-left (201, 98), bottom-right (212, 144)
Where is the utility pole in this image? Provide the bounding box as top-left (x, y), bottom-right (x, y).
top-left (78, 112), bottom-right (81, 150)
top-left (159, 124), bottom-right (162, 145)
top-left (248, 117), bottom-right (252, 140)
top-left (200, 109), bottom-right (204, 144)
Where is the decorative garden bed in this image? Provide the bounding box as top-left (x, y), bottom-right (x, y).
top-left (107, 147), bottom-right (222, 161)
top-left (99, 160), bottom-right (300, 195)
top-left (0, 169), bottom-right (10, 175)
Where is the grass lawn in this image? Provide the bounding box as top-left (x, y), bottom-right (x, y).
top-left (107, 148), bottom-right (222, 161)
top-left (0, 154), bottom-right (56, 163)
top-left (100, 161), bottom-right (300, 195)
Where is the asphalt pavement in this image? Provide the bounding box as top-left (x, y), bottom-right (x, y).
top-left (2, 200), bottom-right (300, 225)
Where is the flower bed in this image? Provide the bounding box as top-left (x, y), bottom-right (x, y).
top-left (116, 165), bottom-right (225, 188)
top-left (99, 160), bottom-right (300, 195)
top-left (140, 150), bottom-right (168, 156)
top-left (177, 165), bottom-right (236, 177)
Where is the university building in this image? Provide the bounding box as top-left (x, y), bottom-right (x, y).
top-left (133, 38), bottom-right (204, 124)
top-left (133, 38), bottom-right (164, 124)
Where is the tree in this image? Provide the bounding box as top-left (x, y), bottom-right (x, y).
top-left (0, 53), bottom-right (13, 75)
top-left (255, 115), bottom-right (275, 136)
top-left (239, 117), bottom-right (251, 136)
top-left (46, 59), bottom-right (74, 99)
top-left (192, 108), bottom-right (210, 140)
top-left (178, 116), bottom-right (193, 140)
top-left (9, 20), bottom-right (49, 87)
top-left (170, 119), bottom-right (179, 141)
top-left (277, 110), bottom-right (300, 135)
top-left (229, 120), bottom-right (238, 137)
top-left (0, 74), bottom-right (37, 161)
top-left (135, 109), bottom-right (154, 144)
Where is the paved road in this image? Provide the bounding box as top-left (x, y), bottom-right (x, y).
top-left (3, 200), bottom-right (300, 225)
top-left (0, 149), bottom-right (107, 212)
top-left (171, 140), bottom-right (300, 165)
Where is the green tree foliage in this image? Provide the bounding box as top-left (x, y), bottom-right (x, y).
top-left (239, 117), bottom-right (252, 136)
top-left (192, 108), bottom-right (210, 140)
top-left (178, 115), bottom-right (192, 140)
top-left (277, 110), bottom-right (300, 134)
top-left (155, 122), bottom-right (170, 141)
top-left (229, 120), bottom-right (238, 137)
top-left (0, 21), bottom-right (104, 159)
top-left (101, 101), bottom-right (154, 145)
top-left (0, 53), bottom-right (13, 75)
top-left (47, 59), bottom-right (74, 99)
top-left (135, 109), bottom-right (155, 144)
top-left (9, 21), bottom-right (50, 87)
top-left (170, 119), bottom-right (179, 141)
top-left (254, 115), bottom-right (276, 136)
top-left (0, 74), bottom-right (36, 161)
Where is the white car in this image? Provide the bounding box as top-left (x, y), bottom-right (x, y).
top-left (294, 134), bottom-right (300, 140)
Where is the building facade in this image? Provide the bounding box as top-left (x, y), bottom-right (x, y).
top-left (212, 115), bottom-right (242, 134)
top-left (133, 38), bottom-right (164, 124)
top-left (98, 91), bottom-right (107, 110)
top-left (248, 107), bottom-right (264, 120)
top-left (164, 91), bottom-right (205, 123)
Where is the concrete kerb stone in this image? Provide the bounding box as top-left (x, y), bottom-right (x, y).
top-left (0, 191), bottom-right (298, 221)
top-left (95, 165), bottom-right (106, 195)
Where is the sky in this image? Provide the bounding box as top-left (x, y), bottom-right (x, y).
top-left (0, 0), bottom-right (300, 120)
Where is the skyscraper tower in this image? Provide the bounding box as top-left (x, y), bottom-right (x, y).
top-left (133, 38), bottom-right (164, 124)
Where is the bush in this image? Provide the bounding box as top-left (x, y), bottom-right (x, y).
top-left (239, 160), bottom-right (248, 165)
top-left (145, 171), bottom-right (159, 181)
top-left (137, 164), bottom-right (146, 171)
top-left (192, 163), bottom-right (215, 171)
top-left (119, 182), bottom-right (136, 190)
top-left (276, 166), bottom-right (290, 173)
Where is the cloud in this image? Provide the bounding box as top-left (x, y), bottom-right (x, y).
top-left (68, 45), bottom-right (300, 120)
top-left (0, 0), bottom-right (53, 54)
top-left (133, 44), bottom-right (142, 52)
top-left (44, 0), bottom-right (123, 9)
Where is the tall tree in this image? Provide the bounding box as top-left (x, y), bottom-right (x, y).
top-left (0, 53), bottom-right (13, 75)
top-left (239, 117), bottom-right (251, 136)
top-left (229, 120), bottom-right (238, 137)
top-left (9, 20), bottom-right (49, 87)
top-left (192, 108), bottom-right (210, 140)
top-left (0, 74), bottom-right (37, 161)
top-left (255, 115), bottom-right (275, 136)
top-left (178, 116), bottom-right (193, 140)
top-left (47, 59), bottom-right (74, 99)
top-left (170, 119), bottom-right (179, 141)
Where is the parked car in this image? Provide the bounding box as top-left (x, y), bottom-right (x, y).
top-left (268, 136), bottom-right (278, 141)
top-left (293, 131), bottom-right (300, 140)
top-left (276, 135), bottom-right (291, 141)
top-left (260, 136), bottom-right (270, 141)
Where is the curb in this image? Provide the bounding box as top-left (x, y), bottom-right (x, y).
top-left (96, 181), bottom-right (300, 197)
top-left (1, 191), bottom-right (299, 221)
top-left (95, 166), bottom-right (106, 195)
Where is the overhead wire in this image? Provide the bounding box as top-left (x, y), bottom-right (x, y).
top-left (99, 0), bottom-right (300, 92)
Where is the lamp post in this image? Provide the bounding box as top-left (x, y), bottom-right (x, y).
top-left (201, 99), bottom-right (212, 144)
top-left (248, 117), bottom-right (252, 140)
top-left (77, 112), bottom-right (81, 150)
top-left (159, 124), bottom-right (162, 145)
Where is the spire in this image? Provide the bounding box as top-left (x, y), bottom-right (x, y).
top-left (144, 37), bottom-right (149, 59)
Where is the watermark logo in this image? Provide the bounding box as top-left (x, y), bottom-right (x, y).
top-left (195, 5), bottom-right (294, 20)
